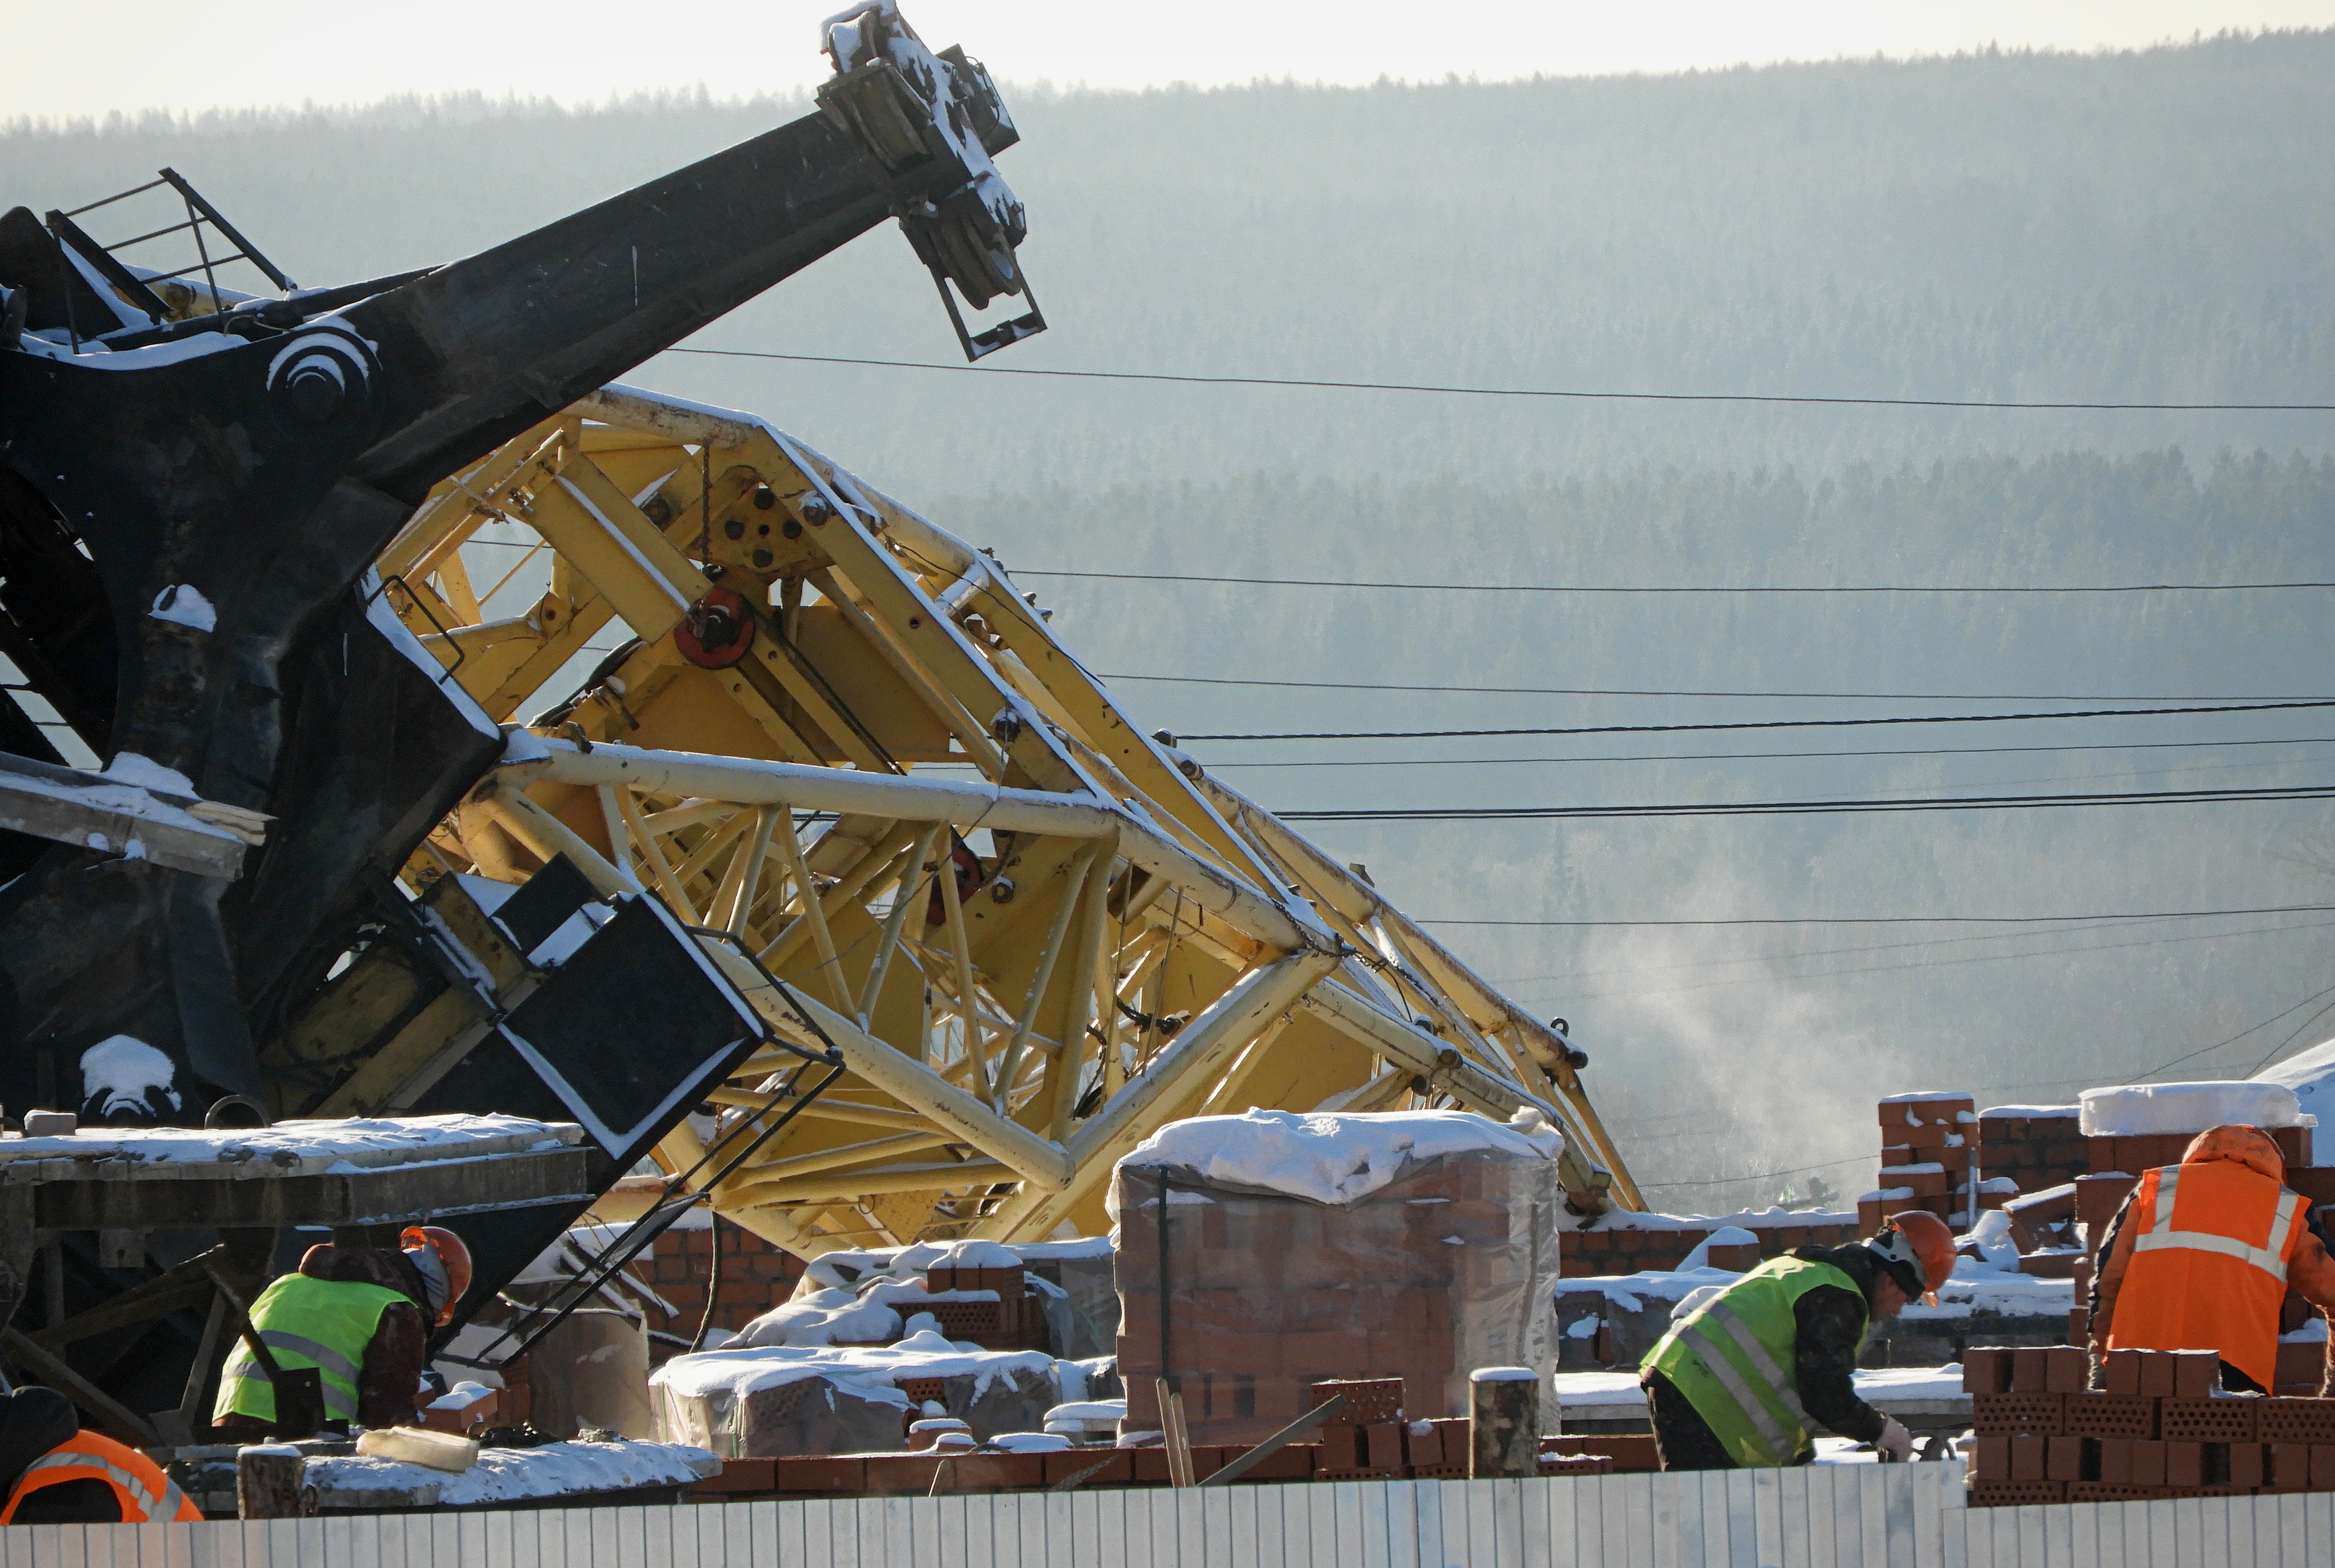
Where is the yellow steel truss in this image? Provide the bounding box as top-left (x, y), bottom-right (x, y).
top-left (346, 383), bottom-right (1641, 1253)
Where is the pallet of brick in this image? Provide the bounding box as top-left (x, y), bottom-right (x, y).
top-left (1878, 1092), bottom-right (1976, 1228)
top-left (1113, 1107), bottom-right (1564, 1445)
top-left (648, 1333), bottom-right (1060, 1457)
top-left (1966, 1346), bottom-right (2335, 1503)
top-left (2078, 1081), bottom-right (2314, 1172)
top-left (1974, 1105), bottom-right (2086, 1198)
top-left (1565, 1211), bottom-right (1860, 1277)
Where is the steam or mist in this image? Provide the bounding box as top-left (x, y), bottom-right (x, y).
top-left (11, 33), bottom-right (2332, 1211)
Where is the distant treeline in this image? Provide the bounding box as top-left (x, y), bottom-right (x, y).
top-left (8, 34), bottom-right (2335, 1208)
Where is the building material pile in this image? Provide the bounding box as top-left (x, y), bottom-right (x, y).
top-left (1109, 1108), bottom-right (1564, 1446)
top-left (681, 1372), bottom-right (1619, 1499)
top-left (1562, 1209), bottom-right (1860, 1278)
top-left (1866, 1092), bottom-right (1982, 1233)
top-left (1963, 1346), bottom-right (2335, 1505)
top-left (1974, 1105), bottom-right (2086, 1200)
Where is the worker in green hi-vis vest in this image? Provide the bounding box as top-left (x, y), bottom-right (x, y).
top-left (213, 1227), bottom-right (472, 1433)
top-left (1640, 1211), bottom-right (1958, 1469)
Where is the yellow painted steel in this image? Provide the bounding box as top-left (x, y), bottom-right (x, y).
top-left (322, 384), bottom-right (1639, 1254)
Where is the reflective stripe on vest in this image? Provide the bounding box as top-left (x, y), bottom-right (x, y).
top-left (1644, 1255), bottom-right (1863, 1468)
top-left (2108, 1160), bottom-right (2312, 1392)
top-left (214, 1273), bottom-right (413, 1427)
top-left (0, 1433), bottom-right (199, 1523)
top-left (2133, 1174), bottom-right (2303, 1284)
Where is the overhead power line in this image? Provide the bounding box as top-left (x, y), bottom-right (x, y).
top-left (1276, 782), bottom-right (2335, 822)
top-left (1644, 1152), bottom-right (1877, 1190)
top-left (1107, 671), bottom-right (2305, 703)
top-left (1415, 903), bottom-right (2335, 928)
top-left (1211, 734), bottom-right (2335, 770)
top-left (1185, 696), bottom-right (2335, 743)
top-left (1034, 569), bottom-right (2335, 595)
top-left (663, 346), bottom-right (2335, 414)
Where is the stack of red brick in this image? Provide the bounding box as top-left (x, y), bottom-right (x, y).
top-left (1964, 1345), bottom-right (2335, 1505)
top-left (688, 1377), bottom-right (1614, 1498)
top-left (1114, 1147), bottom-right (1561, 1443)
top-left (1561, 1219), bottom-right (1859, 1278)
top-left (623, 1221), bottom-right (807, 1341)
top-left (1974, 1107), bottom-right (2087, 1197)
top-left (1869, 1092), bottom-right (1977, 1233)
top-left (920, 1260), bottom-right (1050, 1351)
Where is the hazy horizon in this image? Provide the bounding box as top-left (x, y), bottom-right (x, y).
top-left (9, 29), bottom-right (2333, 1214)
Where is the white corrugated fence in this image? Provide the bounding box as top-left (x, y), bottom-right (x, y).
top-left (1, 1465), bottom-right (2328, 1568)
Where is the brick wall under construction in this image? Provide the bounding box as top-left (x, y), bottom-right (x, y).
top-left (614, 1220), bottom-right (808, 1344)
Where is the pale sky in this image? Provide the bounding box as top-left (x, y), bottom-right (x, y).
top-left (8, 1), bottom-right (2333, 124)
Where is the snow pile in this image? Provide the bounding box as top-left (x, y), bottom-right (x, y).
top-left (308, 1438), bottom-right (715, 1505)
top-left (1587, 1205), bottom-right (1859, 1233)
top-left (651, 1328), bottom-right (1055, 1411)
top-left (78, 1036), bottom-right (180, 1118)
top-left (1043, 1399), bottom-right (1126, 1432)
top-left (0, 1112), bottom-right (578, 1172)
top-left (1116, 1107), bottom-right (1561, 1207)
top-left (1978, 1104), bottom-right (2078, 1120)
top-left (929, 1239), bottom-right (1020, 1269)
top-left (149, 584), bottom-right (217, 632)
top-left (736, 1271), bottom-right (1015, 1351)
top-left (2255, 1040), bottom-right (2335, 1128)
top-left (2079, 1081), bottom-right (2308, 1137)
top-left (1674, 1226), bottom-right (1759, 1272)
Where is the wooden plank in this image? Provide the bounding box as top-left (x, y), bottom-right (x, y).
top-left (932, 1494), bottom-right (971, 1568)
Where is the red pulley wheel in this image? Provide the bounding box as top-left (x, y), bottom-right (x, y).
top-left (675, 587), bottom-right (755, 669)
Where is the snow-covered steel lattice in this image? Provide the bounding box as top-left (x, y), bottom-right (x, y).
top-left (353, 382), bottom-right (1640, 1251)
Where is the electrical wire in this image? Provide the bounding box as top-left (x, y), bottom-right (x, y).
top-left (1029, 568), bottom-right (2335, 594)
top-left (661, 346), bottom-right (2335, 414)
top-left (1639, 1155), bottom-right (1874, 1192)
top-left (1106, 671), bottom-right (2316, 702)
top-left (1534, 917), bottom-right (2335, 1006)
top-left (1487, 913), bottom-right (2297, 990)
top-left (1190, 697), bottom-right (2335, 743)
top-left (1208, 734), bottom-right (2335, 771)
top-left (1278, 782), bottom-right (2335, 822)
top-left (1418, 903), bottom-right (2335, 929)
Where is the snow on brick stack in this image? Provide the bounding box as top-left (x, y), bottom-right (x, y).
top-left (1867, 1091), bottom-right (1976, 1234)
top-left (1974, 1104), bottom-right (2086, 1201)
top-left (1561, 1209), bottom-right (1859, 1278)
top-left (1111, 1108), bottom-right (1565, 1446)
top-left (640, 1221), bottom-right (808, 1340)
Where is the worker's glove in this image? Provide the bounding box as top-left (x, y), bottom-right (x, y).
top-left (1874, 1418), bottom-right (1914, 1464)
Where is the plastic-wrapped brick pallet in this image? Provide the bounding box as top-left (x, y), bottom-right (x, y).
top-left (1111, 1108), bottom-right (1565, 1446)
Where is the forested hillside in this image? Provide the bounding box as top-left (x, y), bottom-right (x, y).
top-left (9, 31), bottom-right (2333, 1209)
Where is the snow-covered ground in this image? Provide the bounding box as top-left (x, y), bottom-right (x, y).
top-left (307, 1438), bottom-right (717, 1505)
top-left (0, 1113), bottom-right (581, 1176)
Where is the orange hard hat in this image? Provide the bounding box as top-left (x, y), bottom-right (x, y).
top-left (400, 1225), bottom-right (473, 1327)
top-left (1870, 1210), bottom-right (1956, 1307)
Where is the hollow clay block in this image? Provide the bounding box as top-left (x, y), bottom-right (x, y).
top-left (2171, 1351), bottom-right (2219, 1400)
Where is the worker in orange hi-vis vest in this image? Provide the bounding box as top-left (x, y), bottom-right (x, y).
top-left (0, 1387), bottom-right (201, 1524)
top-left (2090, 1124), bottom-right (2335, 1395)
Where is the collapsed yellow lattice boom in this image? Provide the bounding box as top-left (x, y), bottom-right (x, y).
top-left (351, 383), bottom-right (1640, 1253)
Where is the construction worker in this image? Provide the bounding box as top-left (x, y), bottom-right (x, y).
top-left (2090, 1124), bottom-right (2335, 1394)
top-left (0, 1386), bottom-right (200, 1523)
top-left (1640, 1210), bottom-right (1958, 1469)
top-left (213, 1225), bottom-right (472, 1433)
